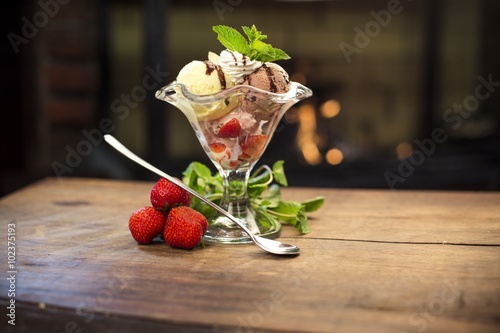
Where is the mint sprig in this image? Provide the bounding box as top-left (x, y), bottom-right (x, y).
top-left (212, 25), bottom-right (291, 62)
top-left (182, 162), bottom-right (223, 217)
top-left (182, 160), bottom-right (324, 234)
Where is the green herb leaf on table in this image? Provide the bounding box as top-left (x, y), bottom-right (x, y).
top-left (182, 160), bottom-right (324, 234)
top-left (260, 184), bottom-right (282, 208)
top-left (302, 196), bottom-right (325, 213)
top-left (248, 164), bottom-right (272, 198)
top-left (266, 201), bottom-right (310, 234)
top-left (182, 161), bottom-right (223, 217)
top-left (250, 184), bottom-right (282, 221)
top-left (272, 160), bottom-right (288, 186)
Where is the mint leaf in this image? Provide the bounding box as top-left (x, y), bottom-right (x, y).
top-left (260, 184), bottom-right (281, 208)
top-left (182, 161), bottom-right (223, 195)
top-left (213, 24), bottom-right (290, 62)
top-left (242, 25), bottom-right (267, 43)
top-left (268, 47), bottom-right (290, 61)
top-left (248, 165), bottom-right (273, 198)
top-left (251, 41), bottom-right (290, 62)
top-left (267, 201), bottom-right (311, 234)
top-left (296, 208), bottom-right (310, 234)
top-left (250, 40), bottom-right (272, 60)
top-left (248, 182), bottom-right (268, 199)
top-left (183, 162), bottom-right (211, 188)
top-left (252, 205), bottom-right (280, 230)
top-left (192, 198), bottom-right (217, 218)
top-left (212, 25), bottom-right (250, 55)
top-left (181, 161), bottom-right (318, 234)
top-left (302, 196), bottom-right (325, 213)
top-left (182, 161), bottom-right (223, 218)
top-left (248, 167), bottom-right (272, 186)
top-left (272, 160), bottom-right (288, 186)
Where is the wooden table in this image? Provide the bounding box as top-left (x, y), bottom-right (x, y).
top-left (1, 177), bottom-right (499, 333)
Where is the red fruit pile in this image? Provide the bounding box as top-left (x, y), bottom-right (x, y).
top-left (128, 178), bottom-right (207, 250)
top-left (207, 116), bottom-right (269, 169)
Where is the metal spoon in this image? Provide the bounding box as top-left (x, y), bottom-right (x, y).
top-left (104, 134), bottom-right (300, 256)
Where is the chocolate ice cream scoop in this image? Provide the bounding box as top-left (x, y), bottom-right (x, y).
top-left (242, 62), bottom-right (290, 93)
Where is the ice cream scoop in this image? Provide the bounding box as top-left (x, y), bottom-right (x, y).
top-left (242, 62), bottom-right (290, 93)
top-left (176, 60), bottom-right (237, 121)
top-left (177, 60), bottom-right (233, 95)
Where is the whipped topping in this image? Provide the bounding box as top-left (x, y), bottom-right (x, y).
top-left (218, 50), bottom-right (262, 84)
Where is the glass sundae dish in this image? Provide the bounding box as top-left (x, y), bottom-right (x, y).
top-left (155, 25), bottom-right (312, 244)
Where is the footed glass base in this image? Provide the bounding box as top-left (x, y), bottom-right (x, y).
top-left (203, 209), bottom-right (281, 244)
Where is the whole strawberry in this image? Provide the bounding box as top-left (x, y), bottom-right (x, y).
top-left (150, 178), bottom-right (192, 212)
top-left (164, 206), bottom-right (208, 250)
top-left (129, 206), bottom-right (166, 245)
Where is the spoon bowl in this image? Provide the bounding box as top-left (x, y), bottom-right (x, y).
top-left (104, 134), bottom-right (300, 256)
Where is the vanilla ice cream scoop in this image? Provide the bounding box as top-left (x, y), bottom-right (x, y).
top-left (176, 60), bottom-right (237, 120)
top-left (177, 60), bottom-right (234, 95)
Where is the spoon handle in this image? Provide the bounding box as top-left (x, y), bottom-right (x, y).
top-left (104, 134), bottom-right (255, 236)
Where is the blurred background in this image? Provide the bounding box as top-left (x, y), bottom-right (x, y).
top-left (1, 0), bottom-right (499, 196)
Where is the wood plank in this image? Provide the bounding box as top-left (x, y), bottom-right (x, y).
top-left (1, 178), bottom-right (499, 332)
top-left (4, 178), bottom-right (500, 245)
top-left (281, 187), bottom-right (500, 245)
top-left (2, 233), bottom-right (500, 332)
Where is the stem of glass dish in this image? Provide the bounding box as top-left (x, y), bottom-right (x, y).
top-left (219, 168), bottom-right (249, 216)
top-left (218, 168), bottom-right (260, 234)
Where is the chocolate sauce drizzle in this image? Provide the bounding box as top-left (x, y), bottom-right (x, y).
top-left (203, 61), bottom-right (227, 90)
top-left (263, 64), bottom-right (278, 93)
top-left (230, 52), bottom-right (238, 66)
top-left (204, 60), bottom-right (215, 75)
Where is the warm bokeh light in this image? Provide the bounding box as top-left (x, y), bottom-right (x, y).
top-left (320, 99), bottom-right (341, 118)
top-left (396, 141), bottom-right (413, 159)
top-left (303, 142), bottom-right (322, 165)
top-left (296, 104), bottom-right (322, 165)
top-left (326, 148), bottom-right (344, 165)
top-left (298, 104), bottom-right (316, 125)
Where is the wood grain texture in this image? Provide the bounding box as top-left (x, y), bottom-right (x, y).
top-left (283, 187), bottom-right (500, 245)
top-left (1, 178), bottom-right (499, 333)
